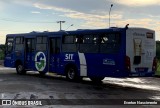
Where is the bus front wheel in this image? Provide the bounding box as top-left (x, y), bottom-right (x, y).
top-left (16, 63), bottom-right (26, 75)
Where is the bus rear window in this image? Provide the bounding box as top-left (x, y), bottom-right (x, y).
top-left (146, 33), bottom-right (153, 39)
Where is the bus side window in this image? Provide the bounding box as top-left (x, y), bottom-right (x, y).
top-left (26, 41), bottom-right (31, 52)
top-left (100, 33), bottom-right (120, 53)
top-left (79, 34), bottom-right (99, 53)
top-left (56, 38), bottom-right (61, 54)
top-left (36, 36), bottom-right (47, 51)
top-left (26, 39), bottom-right (35, 52)
top-left (62, 35), bottom-right (77, 52)
top-left (15, 37), bottom-right (24, 51)
top-left (6, 41), bottom-right (13, 54)
top-left (78, 36), bottom-right (83, 44)
top-left (5, 37), bottom-right (14, 54)
top-left (50, 38), bottom-right (61, 54)
top-left (31, 39), bottom-right (35, 51)
top-left (50, 39), bottom-right (54, 54)
top-left (101, 35), bottom-right (108, 43)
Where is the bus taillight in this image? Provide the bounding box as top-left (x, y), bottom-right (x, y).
top-left (125, 56), bottom-right (131, 72)
top-left (152, 57), bottom-right (157, 72)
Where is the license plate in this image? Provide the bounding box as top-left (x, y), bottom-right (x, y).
top-left (135, 68), bottom-right (148, 72)
top-left (138, 68), bottom-right (144, 71)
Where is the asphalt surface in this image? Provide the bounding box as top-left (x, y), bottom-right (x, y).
top-left (0, 66), bottom-right (160, 108)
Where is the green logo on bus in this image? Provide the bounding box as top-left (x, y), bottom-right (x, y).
top-left (35, 52), bottom-right (46, 71)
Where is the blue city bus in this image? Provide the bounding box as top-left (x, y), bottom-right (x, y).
top-left (4, 27), bottom-right (156, 82)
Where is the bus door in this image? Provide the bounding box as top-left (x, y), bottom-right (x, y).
top-left (49, 37), bottom-right (61, 73)
top-left (4, 37), bottom-right (14, 67)
top-left (35, 36), bottom-right (48, 72)
top-left (25, 38), bottom-right (35, 69)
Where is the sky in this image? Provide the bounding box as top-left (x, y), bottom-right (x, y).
top-left (0, 0), bottom-right (160, 44)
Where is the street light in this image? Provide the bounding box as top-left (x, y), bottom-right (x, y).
top-left (65, 24), bottom-right (74, 30)
top-left (109, 4), bottom-right (113, 28)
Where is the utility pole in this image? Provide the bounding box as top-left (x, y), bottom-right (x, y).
top-left (57, 21), bottom-right (65, 31)
top-left (109, 4), bottom-right (113, 28)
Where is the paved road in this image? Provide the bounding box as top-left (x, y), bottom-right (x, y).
top-left (0, 67), bottom-right (160, 108)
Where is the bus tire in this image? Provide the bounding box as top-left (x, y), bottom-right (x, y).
top-left (39, 71), bottom-right (46, 76)
top-left (66, 66), bottom-right (77, 81)
top-left (16, 63), bottom-right (26, 75)
top-left (90, 77), bottom-right (104, 83)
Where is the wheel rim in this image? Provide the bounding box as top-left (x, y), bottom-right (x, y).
top-left (67, 68), bottom-right (75, 80)
top-left (17, 65), bottom-right (23, 72)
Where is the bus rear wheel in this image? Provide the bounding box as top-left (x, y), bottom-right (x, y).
top-left (16, 63), bottom-right (26, 75)
top-left (66, 66), bottom-right (77, 81)
top-left (90, 77), bottom-right (104, 83)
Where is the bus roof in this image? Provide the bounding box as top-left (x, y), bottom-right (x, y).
top-left (6, 27), bottom-right (154, 37)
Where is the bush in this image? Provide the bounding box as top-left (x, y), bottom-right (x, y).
top-left (0, 44), bottom-right (5, 60)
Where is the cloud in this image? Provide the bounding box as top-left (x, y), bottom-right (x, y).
top-left (34, 3), bottom-right (122, 21)
top-left (115, 18), bottom-right (154, 27)
top-left (80, 18), bottom-right (160, 40)
top-left (149, 15), bottom-right (160, 18)
top-left (31, 11), bottom-right (41, 14)
top-left (114, 18), bottom-right (160, 40)
top-left (34, 3), bottom-right (76, 13)
top-left (65, 12), bottom-right (122, 21)
top-left (82, 18), bottom-right (158, 29)
top-left (109, 0), bottom-right (160, 7)
top-left (81, 21), bottom-right (107, 28)
top-left (0, 1), bottom-right (10, 11)
top-left (33, 2), bottom-right (159, 32)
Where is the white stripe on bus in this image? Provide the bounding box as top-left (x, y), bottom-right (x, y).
top-left (78, 52), bottom-right (87, 76)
